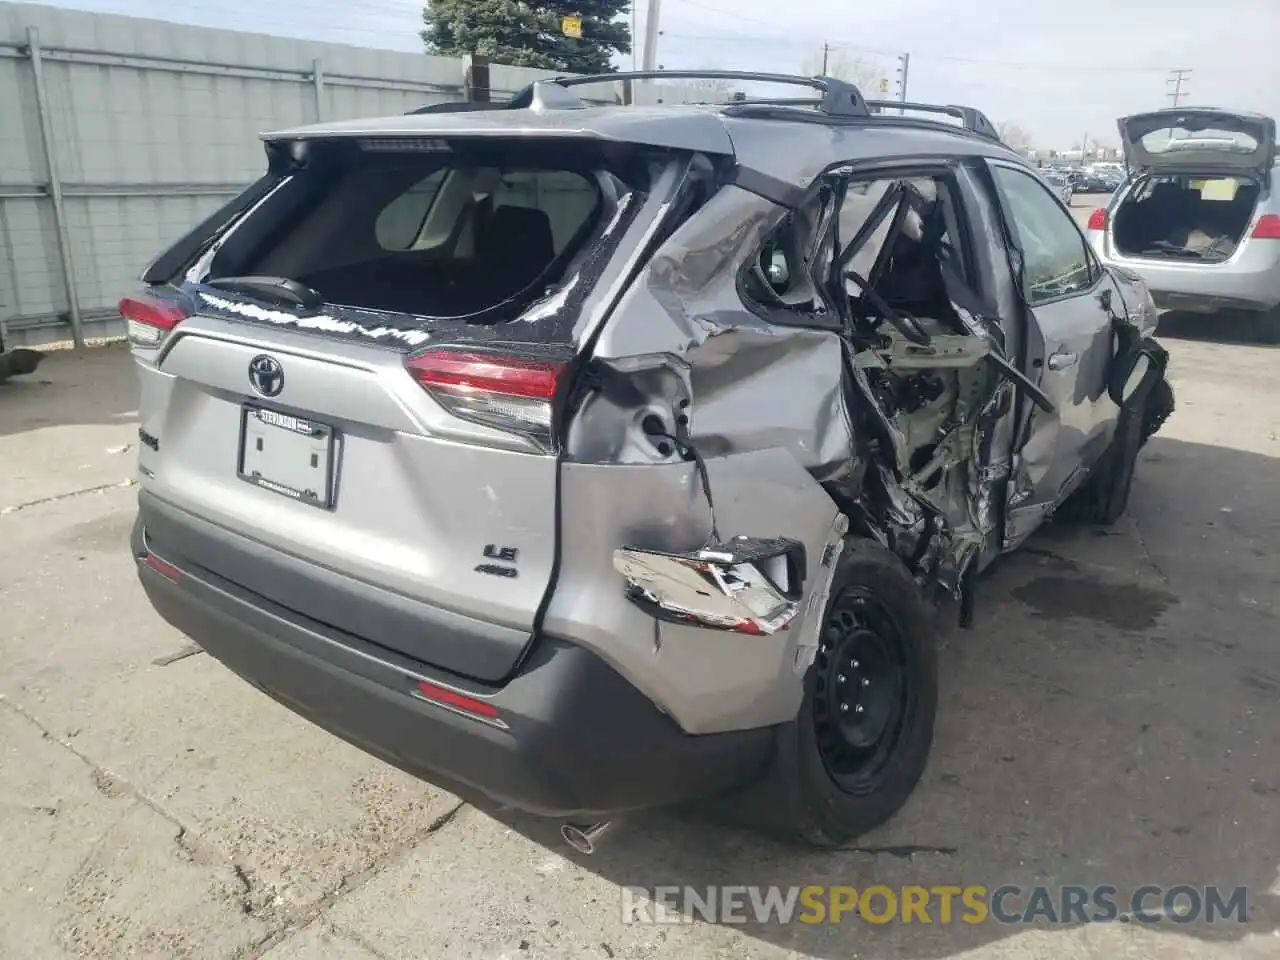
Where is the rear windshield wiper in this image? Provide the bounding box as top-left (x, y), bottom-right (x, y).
top-left (203, 276), bottom-right (325, 315)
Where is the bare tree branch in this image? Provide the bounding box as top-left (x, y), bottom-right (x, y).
top-left (996, 121), bottom-right (1035, 153)
top-left (800, 52), bottom-right (886, 97)
top-left (684, 65), bottom-right (742, 101)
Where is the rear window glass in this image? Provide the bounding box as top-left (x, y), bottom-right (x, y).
top-left (1139, 128), bottom-right (1259, 155)
top-left (205, 147), bottom-right (619, 322)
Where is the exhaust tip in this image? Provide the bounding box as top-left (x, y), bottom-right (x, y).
top-left (561, 821), bottom-right (610, 855)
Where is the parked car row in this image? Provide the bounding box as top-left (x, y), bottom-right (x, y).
top-left (1041, 164), bottom-right (1125, 194)
top-left (1040, 169), bottom-right (1076, 205)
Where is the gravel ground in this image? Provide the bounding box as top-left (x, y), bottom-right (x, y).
top-left (1, 269), bottom-right (1277, 959)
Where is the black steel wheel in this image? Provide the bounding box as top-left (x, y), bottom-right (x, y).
top-left (737, 537), bottom-right (939, 849)
top-left (812, 589), bottom-right (917, 795)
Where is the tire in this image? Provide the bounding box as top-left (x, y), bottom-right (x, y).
top-left (0, 348), bottom-right (44, 383)
top-left (1058, 388), bottom-right (1148, 526)
top-left (763, 538), bottom-right (939, 848)
top-left (1245, 306), bottom-right (1280, 346)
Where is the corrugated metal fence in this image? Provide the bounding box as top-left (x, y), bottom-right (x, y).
top-left (0, 2), bottom-right (698, 349)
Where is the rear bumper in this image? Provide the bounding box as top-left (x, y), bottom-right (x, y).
top-left (1094, 241), bottom-right (1280, 314)
top-left (1150, 289), bottom-right (1278, 314)
top-left (131, 515), bottom-right (774, 819)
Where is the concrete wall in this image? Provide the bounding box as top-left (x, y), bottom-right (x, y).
top-left (0, 2), bottom-right (702, 348)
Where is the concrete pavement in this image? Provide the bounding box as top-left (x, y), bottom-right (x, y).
top-left (1, 319), bottom-right (1277, 958)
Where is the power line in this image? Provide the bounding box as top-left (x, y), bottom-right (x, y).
top-left (658, 29), bottom-right (1174, 74)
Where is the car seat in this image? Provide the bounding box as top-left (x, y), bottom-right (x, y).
top-left (477, 205), bottom-right (556, 297)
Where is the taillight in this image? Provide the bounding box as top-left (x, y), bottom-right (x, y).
top-left (1086, 208), bottom-right (1108, 231)
top-left (120, 292), bottom-right (191, 348)
top-left (1251, 214), bottom-right (1280, 239)
top-left (405, 348), bottom-right (567, 445)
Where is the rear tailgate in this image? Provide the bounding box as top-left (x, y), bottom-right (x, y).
top-left (138, 323), bottom-right (556, 682)
top-left (130, 122), bottom-right (723, 683)
top-left (1118, 108), bottom-right (1277, 178)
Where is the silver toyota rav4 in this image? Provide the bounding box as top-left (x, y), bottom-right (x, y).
top-left (127, 72), bottom-right (1174, 850)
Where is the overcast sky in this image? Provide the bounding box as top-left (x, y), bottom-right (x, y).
top-left (24, 0), bottom-right (1280, 147)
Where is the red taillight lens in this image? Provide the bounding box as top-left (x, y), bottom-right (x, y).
top-left (1251, 214), bottom-right (1280, 239)
top-left (142, 552), bottom-right (183, 583)
top-left (413, 680), bottom-right (501, 722)
top-left (1086, 208), bottom-right (1108, 231)
top-left (405, 348), bottom-right (567, 444)
top-left (120, 293), bottom-right (190, 348)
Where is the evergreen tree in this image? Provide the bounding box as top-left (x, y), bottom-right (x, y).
top-left (423, 0), bottom-right (631, 74)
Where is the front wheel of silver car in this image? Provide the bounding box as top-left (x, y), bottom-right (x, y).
top-left (770, 538), bottom-right (939, 849)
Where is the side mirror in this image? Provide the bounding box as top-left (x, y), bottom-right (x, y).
top-left (763, 248), bottom-right (790, 291)
top-left (613, 536), bottom-right (807, 636)
top-left (1108, 346), bottom-right (1157, 407)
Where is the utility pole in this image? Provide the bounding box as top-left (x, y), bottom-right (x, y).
top-left (1166, 68), bottom-right (1192, 108)
top-left (821, 42), bottom-right (829, 75)
top-left (895, 52), bottom-right (910, 113)
top-left (641, 0), bottom-right (662, 73)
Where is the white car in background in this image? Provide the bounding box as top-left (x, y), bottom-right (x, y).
top-left (1087, 108), bottom-right (1280, 337)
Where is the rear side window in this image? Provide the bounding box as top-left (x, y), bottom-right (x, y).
top-left (204, 146), bottom-right (616, 322)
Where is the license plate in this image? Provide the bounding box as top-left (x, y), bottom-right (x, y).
top-left (238, 405), bottom-right (337, 508)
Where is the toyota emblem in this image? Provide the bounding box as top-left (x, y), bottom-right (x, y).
top-left (248, 355), bottom-right (284, 397)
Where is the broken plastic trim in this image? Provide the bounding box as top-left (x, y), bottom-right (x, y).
top-left (613, 537), bottom-right (807, 636)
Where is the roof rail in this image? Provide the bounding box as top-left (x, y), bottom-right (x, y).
top-left (864, 100), bottom-right (1001, 140)
top-left (510, 70), bottom-right (871, 118)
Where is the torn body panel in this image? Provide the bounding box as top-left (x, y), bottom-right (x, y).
top-left (575, 184), bottom-right (857, 482)
top-left (574, 146), bottom-right (1172, 730)
top-left (542, 450), bottom-right (847, 735)
top-left (578, 162), bottom-right (1031, 712)
top-left (555, 183), bottom-right (856, 734)
top-left (613, 535), bottom-right (807, 636)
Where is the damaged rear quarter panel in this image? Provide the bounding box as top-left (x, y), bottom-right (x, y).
top-left (543, 451), bottom-right (847, 734)
top-left (549, 185), bottom-right (856, 734)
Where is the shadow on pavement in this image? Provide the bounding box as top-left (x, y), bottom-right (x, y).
top-left (477, 434), bottom-right (1280, 957)
top-left (1157, 310), bottom-right (1280, 347)
top-left (0, 342), bottom-right (136, 437)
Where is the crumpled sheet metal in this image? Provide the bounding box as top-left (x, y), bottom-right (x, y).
top-left (593, 187), bottom-right (787, 359)
top-left (582, 185), bottom-right (857, 481)
top-left (612, 536), bottom-right (806, 636)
